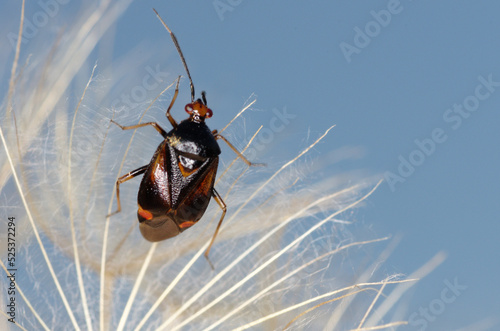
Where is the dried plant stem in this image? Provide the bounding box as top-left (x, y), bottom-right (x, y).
top-left (234, 279), bottom-right (417, 331)
top-left (68, 63), bottom-right (97, 331)
top-left (204, 237), bottom-right (391, 331)
top-left (166, 180), bottom-right (383, 331)
top-left (116, 243), bottom-right (158, 331)
top-left (100, 79), bottom-right (176, 331)
top-left (0, 99), bottom-right (80, 331)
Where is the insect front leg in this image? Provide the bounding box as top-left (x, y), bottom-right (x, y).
top-left (213, 131), bottom-right (266, 167)
top-left (165, 76), bottom-right (181, 129)
top-left (204, 188), bottom-right (227, 269)
top-left (111, 120), bottom-right (168, 139)
top-left (107, 165), bottom-right (148, 217)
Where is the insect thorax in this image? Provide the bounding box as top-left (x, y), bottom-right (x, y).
top-left (167, 120), bottom-right (221, 158)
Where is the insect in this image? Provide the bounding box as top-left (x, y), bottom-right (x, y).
top-left (108, 9), bottom-right (262, 264)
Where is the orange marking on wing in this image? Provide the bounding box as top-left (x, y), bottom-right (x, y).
top-left (178, 161), bottom-right (197, 177)
top-left (179, 221), bottom-right (196, 229)
top-left (138, 205), bottom-right (153, 220)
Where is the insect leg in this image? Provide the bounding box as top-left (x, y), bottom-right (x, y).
top-left (213, 132), bottom-right (266, 166)
top-left (165, 76), bottom-right (181, 129)
top-left (107, 165), bottom-right (148, 217)
top-left (204, 188), bottom-right (227, 269)
top-left (111, 120), bottom-right (168, 139)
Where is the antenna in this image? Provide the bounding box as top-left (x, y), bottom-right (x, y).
top-left (153, 8), bottom-right (195, 102)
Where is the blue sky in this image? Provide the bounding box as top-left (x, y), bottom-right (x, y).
top-left (2, 1), bottom-right (499, 330)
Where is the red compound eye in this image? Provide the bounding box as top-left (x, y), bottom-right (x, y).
top-left (206, 108), bottom-right (213, 118)
top-left (185, 103), bottom-right (193, 114)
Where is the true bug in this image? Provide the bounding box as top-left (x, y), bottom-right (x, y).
top-left (108, 9), bottom-right (261, 263)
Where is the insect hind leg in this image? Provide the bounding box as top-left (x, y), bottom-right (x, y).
top-left (204, 188), bottom-right (227, 270)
